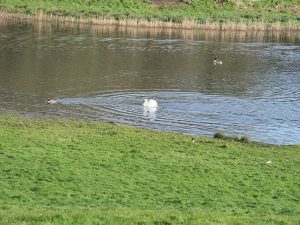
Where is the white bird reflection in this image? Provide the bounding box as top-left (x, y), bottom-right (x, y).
top-left (143, 106), bottom-right (157, 121)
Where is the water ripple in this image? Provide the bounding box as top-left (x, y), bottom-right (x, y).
top-left (58, 91), bottom-right (300, 145)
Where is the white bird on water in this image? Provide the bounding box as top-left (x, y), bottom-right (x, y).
top-left (214, 56), bottom-right (223, 65)
top-left (47, 98), bottom-right (57, 104)
top-left (143, 99), bottom-right (158, 108)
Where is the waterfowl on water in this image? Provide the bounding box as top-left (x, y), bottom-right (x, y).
top-left (143, 99), bottom-right (158, 108)
top-left (214, 57), bottom-right (223, 65)
top-left (47, 98), bottom-right (57, 104)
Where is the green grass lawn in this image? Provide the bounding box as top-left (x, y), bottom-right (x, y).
top-left (0, 114), bottom-right (299, 224)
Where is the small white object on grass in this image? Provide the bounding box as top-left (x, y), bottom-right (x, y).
top-left (267, 160), bottom-right (272, 164)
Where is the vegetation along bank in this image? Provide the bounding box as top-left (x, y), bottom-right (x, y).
top-left (0, 115), bottom-right (299, 224)
top-left (0, 0), bottom-right (300, 30)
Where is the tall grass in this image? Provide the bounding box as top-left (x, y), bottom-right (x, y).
top-left (2, 17), bottom-right (298, 43)
top-left (0, 0), bottom-right (299, 31)
top-left (1, 11), bottom-right (299, 31)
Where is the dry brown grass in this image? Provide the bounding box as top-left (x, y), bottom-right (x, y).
top-left (0, 11), bottom-right (299, 31)
top-left (2, 14), bottom-right (299, 44)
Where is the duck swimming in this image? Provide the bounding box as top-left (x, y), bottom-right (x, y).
top-left (214, 57), bottom-right (223, 65)
top-left (143, 99), bottom-right (158, 108)
top-left (47, 98), bottom-right (57, 104)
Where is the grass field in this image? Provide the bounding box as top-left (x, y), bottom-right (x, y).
top-left (0, 114), bottom-right (299, 224)
top-left (0, 0), bottom-right (299, 30)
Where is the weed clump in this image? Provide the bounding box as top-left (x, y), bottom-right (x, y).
top-left (240, 136), bottom-right (249, 143)
top-left (214, 131), bottom-right (249, 143)
top-left (213, 131), bottom-right (226, 139)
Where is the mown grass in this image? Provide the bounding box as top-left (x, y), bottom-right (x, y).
top-left (1, 208), bottom-right (300, 225)
top-left (0, 114), bottom-right (299, 224)
top-left (0, 0), bottom-right (299, 30)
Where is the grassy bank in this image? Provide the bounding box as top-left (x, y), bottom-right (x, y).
top-left (0, 114), bottom-right (299, 224)
top-left (0, 0), bottom-right (299, 30)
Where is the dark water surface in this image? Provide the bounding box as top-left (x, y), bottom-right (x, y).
top-left (0, 20), bottom-right (299, 145)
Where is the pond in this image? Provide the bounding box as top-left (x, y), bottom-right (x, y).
top-left (0, 19), bottom-right (299, 145)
